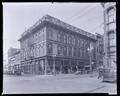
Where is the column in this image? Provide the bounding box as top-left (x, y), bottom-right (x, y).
top-left (35, 61), bottom-right (37, 74)
top-left (41, 60), bottom-right (44, 75)
top-left (44, 59), bottom-right (46, 75)
top-left (77, 61), bottom-right (79, 71)
top-left (53, 57), bottom-right (56, 75)
top-left (60, 60), bottom-right (63, 74)
top-left (45, 57), bottom-right (48, 75)
top-left (70, 60), bottom-right (72, 73)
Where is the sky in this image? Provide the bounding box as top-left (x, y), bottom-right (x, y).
top-left (3, 2), bottom-right (104, 62)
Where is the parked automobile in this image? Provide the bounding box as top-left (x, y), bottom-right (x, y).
top-left (74, 71), bottom-right (82, 75)
top-left (14, 70), bottom-right (21, 75)
top-left (102, 68), bottom-right (116, 82)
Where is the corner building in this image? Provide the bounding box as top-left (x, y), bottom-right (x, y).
top-left (18, 15), bottom-right (97, 75)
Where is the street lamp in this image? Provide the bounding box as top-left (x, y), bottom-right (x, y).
top-left (87, 43), bottom-right (93, 77)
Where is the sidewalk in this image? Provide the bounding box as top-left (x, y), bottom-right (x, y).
top-left (18, 72), bottom-right (99, 80)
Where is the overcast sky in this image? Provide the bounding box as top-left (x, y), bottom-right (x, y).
top-left (3, 2), bottom-right (104, 61)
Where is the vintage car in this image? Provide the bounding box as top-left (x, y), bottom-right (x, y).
top-left (102, 68), bottom-right (116, 82)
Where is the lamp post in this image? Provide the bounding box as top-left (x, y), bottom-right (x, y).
top-left (87, 43), bottom-right (93, 77)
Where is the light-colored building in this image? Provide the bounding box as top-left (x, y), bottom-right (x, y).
top-left (101, 2), bottom-right (116, 69)
top-left (8, 48), bottom-right (21, 74)
top-left (18, 15), bottom-right (98, 75)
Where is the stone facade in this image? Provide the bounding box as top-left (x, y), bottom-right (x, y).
top-left (18, 15), bottom-right (98, 75)
top-left (101, 3), bottom-right (116, 68)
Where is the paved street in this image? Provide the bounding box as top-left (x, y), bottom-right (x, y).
top-left (3, 74), bottom-right (117, 94)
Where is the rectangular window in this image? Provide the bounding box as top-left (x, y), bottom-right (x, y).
top-left (63, 46), bottom-right (67, 56)
top-left (73, 48), bottom-right (77, 57)
top-left (78, 48), bottom-right (81, 57)
top-left (108, 22), bottom-right (116, 30)
top-left (108, 32), bottom-right (115, 40)
top-left (57, 45), bottom-right (62, 55)
top-left (57, 32), bottom-right (61, 42)
top-left (60, 32), bottom-right (63, 43)
top-left (108, 15), bottom-right (114, 23)
top-left (63, 34), bottom-right (67, 43)
top-left (81, 47), bottom-right (84, 57)
top-left (48, 28), bottom-right (53, 40)
top-left (109, 39), bottom-right (115, 46)
top-left (75, 38), bottom-right (78, 46)
top-left (72, 36), bottom-right (75, 45)
top-left (70, 35), bottom-right (72, 44)
top-left (109, 46), bottom-right (116, 52)
top-left (68, 47), bottom-right (72, 56)
top-left (34, 46), bottom-right (37, 57)
top-left (79, 39), bottom-right (82, 47)
top-left (31, 46), bottom-right (34, 57)
top-left (47, 43), bottom-right (53, 55)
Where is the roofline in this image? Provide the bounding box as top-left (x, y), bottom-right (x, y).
top-left (18, 15), bottom-right (96, 41)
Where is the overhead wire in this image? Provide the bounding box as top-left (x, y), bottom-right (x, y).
top-left (66, 3), bottom-right (92, 21)
top-left (65, 4), bottom-right (102, 31)
top-left (65, 4), bottom-right (103, 34)
top-left (90, 22), bottom-right (104, 32)
top-left (68, 4), bottom-right (99, 23)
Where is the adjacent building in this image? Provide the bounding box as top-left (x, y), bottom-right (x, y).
top-left (8, 48), bottom-right (21, 74)
top-left (18, 15), bottom-right (98, 75)
top-left (95, 33), bottom-right (104, 68)
top-left (101, 3), bottom-right (116, 69)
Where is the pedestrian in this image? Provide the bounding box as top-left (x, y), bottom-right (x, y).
top-left (98, 66), bottom-right (103, 79)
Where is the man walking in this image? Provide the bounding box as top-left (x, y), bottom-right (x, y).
top-left (98, 65), bottom-right (104, 79)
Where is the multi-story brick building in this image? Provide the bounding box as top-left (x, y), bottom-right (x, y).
top-left (8, 48), bottom-right (21, 74)
top-left (18, 15), bottom-right (98, 75)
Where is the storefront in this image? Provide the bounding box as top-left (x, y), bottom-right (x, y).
top-left (21, 56), bottom-right (91, 75)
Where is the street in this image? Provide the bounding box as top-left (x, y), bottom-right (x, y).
top-left (3, 74), bottom-right (117, 94)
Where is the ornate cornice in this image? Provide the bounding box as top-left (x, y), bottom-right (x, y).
top-left (18, 15), bottom-right (96, 41)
